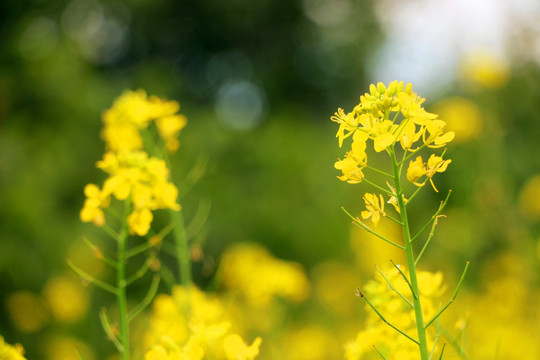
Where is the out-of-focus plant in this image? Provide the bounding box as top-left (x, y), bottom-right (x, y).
top-left (332, 81), bottom-right (469, 359)
top-left (72, 90), bottom-right (263, 360)
top-left (74, 90), bottom-right (188, 359)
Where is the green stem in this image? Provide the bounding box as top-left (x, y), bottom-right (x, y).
top-left (391, 148), bottom-right (430, 360)
top-left (365, 164), bottom-right (394, 178)
top-left (360, 289), bottom-right (419, 345)
top-left (376, 266), bottom-right (413, 308)
top-left (363, 178), bottom-right (395, 197)
top-left (163, 152), bottom-right (193, 288)
top-left (170, 208), bottom-right (192, 287)
top-left (342, 207), bottom-right (405, 250)
top-left (117, 202), bottom-right (130, 360)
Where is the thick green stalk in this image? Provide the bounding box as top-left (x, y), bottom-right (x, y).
top-left (117, 204), bottom-right (130, 360)
top-left (170, 208), bottom-right (192, 287)
top-left (390, 148), bottom-right (429, 360)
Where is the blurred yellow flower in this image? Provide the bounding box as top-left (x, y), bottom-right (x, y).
top-left (145, 336), bottom-right (204, 360)
top-left (42, 275), bottom-right (89, 322)
top-left (102, 89), bottom-right (185, 153)
top-left (143, 285), bottom-right (262, 360)
top-left (223, 334), bottom-right (262, 360)
top-left (459, 50), bottom-right (510, 90)
top-left (81, 90), bottom-right (186, 236)
top-left (82, 150), bottom-right (180, 235)
top-left (217, 243), bottom-right (310, 307)
top-left (350, 218), bottom-right (405, 272)
top-left (312, 261), bottom-right (361, 317)
top-left (518, 174), bottom-right (540, 220)
top-left (0, 336), bottom-right (26, 360)
top-left (463, 254), bottom-right (540, 359)
top-left (155, 114), bottom-right (188, 153)
top-left (43, 335), bottom-right (94, 360)
top-left (431, 97), bottom-right (483, 143)
top-left (361, 193), bottom-right (385, 226)
top-left (282, 325), bottom-right (340, 360)
top-left (6, 291), bottom-right (48, 333)
top-left (79, 184), bottom-right (109, 226)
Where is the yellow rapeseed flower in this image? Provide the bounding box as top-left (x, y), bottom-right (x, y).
top-left (425, 154), bottom-right (451, 192)
top-left (331, 108), bottom-right (359, 148)
top-left (406, 156), bottom-right (426, 186)
top-left (361, 193), bottom-right (385, 226)
top-left (334, 131), bottom-right (368, 184)
top-left (332, 81), bottom-right (454, 185)
top-left (423, 119), bottom-right (455, 148)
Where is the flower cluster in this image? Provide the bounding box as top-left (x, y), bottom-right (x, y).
top-left (332, 81), bottom-right (454, 224)
top-left (333, 81), bottom-right (453, 183)
top-left (143, 286), bottom-right (262, 360)
top-left (102, 89), bottom-right (187, 153)
top-left (344, 268), bottom-right (446, 360)
top-left (80, 90), bottom-right (186, 236)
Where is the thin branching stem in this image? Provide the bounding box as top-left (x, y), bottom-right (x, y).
top-left (102, 224), bottom-right (119, 240)
top-left (128, 275), bottom-right (160, 322)
top-left (359, 289), bottom-right (420, 345)
top-left (405, 179), bottom-right (429, 204)
top-left (67, 261), bottom-right (118, 295)
top-left (374, 345), bottom-right (389, 360)
top-left (365, 164), bottom-right (394, 178)
top-left (415, 215), bottom-right (445, 265)
top-left (82, 237), bottom-right (118, 268)
top-left (363, 178), bottom-right (395, 197)
top-left (438, 344), bottom-right (447, 360)
top-left (385, 214), bottom-right (404, 226)
top-left (439, 327), bottom-right (469, 360)
top-left (342, 207), bottom-right (405, 250)
top-left (425, 262), bottom-right (470, 329)
top-left (398, 143), bottom-right (428, 166)
top-left (390, 260), bottom-right (416, 300)
top-left (376, 266), bottom-right (413, 308)
top-left (99, 308), bottom-right (124, 352)
top-left (125, 261), bottom-right (150, 286)
top-left (411, 190), bottom-right (452, 243)
top-left (429, 303), bottom-right (443, 360)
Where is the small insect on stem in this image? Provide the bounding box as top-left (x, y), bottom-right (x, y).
top-left (355, 288), bottom-right (364, 297)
